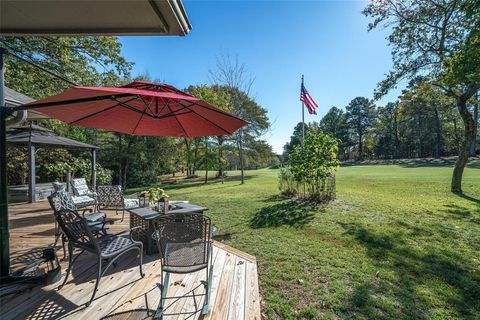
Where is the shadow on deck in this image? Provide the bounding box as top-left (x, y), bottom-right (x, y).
top-left (1, 201), bottom-right (261, 320)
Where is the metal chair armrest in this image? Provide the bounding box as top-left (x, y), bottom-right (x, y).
top-left (129, 226), bottom-right (142, 242)
top-left (80, 208), bottom-right (92, 215)
top-left (88, 219), bottom-right (111, 235)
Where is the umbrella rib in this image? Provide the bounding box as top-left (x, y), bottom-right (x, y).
top-left (165, 102), bottom-right (189, 137)
top-left (69, 96), bottom-right (139, 125)
top-left (139, 95), bottom-right (156, 117)
top-left (132, 96), bottom-right (154, 134)
top-left (17, 93), bottom-right (133, 110)
top-left (157, 101), bottom-right (195, 119)
top-left (157, 110), bottom-right (192, 119)
top-left (175, 100), bottom-right (232, 135)
top-left (177, 98), bottom-right (247, 123)
top-left (111, 96), bottom-right (155, 117)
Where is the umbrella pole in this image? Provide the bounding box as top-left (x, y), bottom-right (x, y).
top-left (0, 47), bottom-right (10, 278)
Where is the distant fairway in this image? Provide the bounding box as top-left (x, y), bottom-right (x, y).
top-left (129, 162), bottom-right (480, 319)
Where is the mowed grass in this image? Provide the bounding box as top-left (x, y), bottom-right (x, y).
top-left (128, 162), bottom-right (480, 319)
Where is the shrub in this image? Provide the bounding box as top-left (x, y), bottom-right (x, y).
top-left (46, 158), bottom-right (112, 186)
top-left (287, 129), bottom-right (339, 201)
top-left (278, 167), bottom-right (299, 196)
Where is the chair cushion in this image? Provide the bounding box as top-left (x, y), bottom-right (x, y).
top-left (169, 200), bottom-right (189, 204)
top-left (90, 222), bottom-right (110, 233)
top-left (84, 212), bottom-right (106, 223)
top-left (72, 195), bottom-right (96, 207)
top-left (124, 199), bottom-right (139, 209)
top-left (72, 178), bottom-right (96, 198)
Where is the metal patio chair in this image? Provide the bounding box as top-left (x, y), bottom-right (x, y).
top-left (48, 193), bottom-right (145, 307)
top-left (71, 177), bottom-right (98, 210)
top-left (152, 213), bottom-right (213, 319)
top-left (48, 191), bottom-right (110, 259)
top-left (97, 185), bottom-right (139, 222)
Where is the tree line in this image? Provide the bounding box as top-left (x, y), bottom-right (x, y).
top-left (2, 36), bottom-right (278, 188)
top-left (283, 79), bottom-right (478, 162)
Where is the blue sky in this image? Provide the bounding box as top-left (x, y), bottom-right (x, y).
top-left (119, 0), bottom-right (403, 154)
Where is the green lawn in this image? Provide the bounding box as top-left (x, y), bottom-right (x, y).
top-left (129, 163), bottom-right (480, 319)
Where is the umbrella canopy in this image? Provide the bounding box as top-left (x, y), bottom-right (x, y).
top-left (22, 81), bottom-right (247, 137)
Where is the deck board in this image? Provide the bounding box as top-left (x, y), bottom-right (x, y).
top-left (1, 201), bottom-right (261, 320)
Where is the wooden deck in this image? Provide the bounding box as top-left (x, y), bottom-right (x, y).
top-left (1, 202), bottom-right (261, 320)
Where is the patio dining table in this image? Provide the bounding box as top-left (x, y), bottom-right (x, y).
top-left (128, 202), bottom-right (208, 255)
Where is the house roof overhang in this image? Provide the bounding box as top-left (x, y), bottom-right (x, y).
top-left (0, 0), bottom-right (191, 36)
top-left (5, 86), bottom-right (49, 120)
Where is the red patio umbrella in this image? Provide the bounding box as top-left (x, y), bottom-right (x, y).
top-left (22, 81), bottom-right (247, 137)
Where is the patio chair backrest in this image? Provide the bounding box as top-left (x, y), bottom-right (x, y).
top-left (153, 213), bottom-right (211, 264)
top-left (48, 192), bottom-right (99, 252)
top-left (72, 178), bottom-right (90, 197)
top-left (52, 181), bottom-right (66, 192)
top-left (97, 185), bottom-right (123, 207)
top-left (48, 190), bottom-right (76, 213)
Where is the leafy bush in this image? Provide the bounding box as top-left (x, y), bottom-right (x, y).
top-left (287, 129), bottom-right (339, 201)
top-left (278, 167), bottom-right (299, 196)
top-left (46, 158), bottom-right (112, 185)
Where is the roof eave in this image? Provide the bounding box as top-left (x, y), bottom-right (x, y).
top-left (0, 0), bottom-right (191, 36)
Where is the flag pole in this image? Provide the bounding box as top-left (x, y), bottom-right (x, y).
top-left (301, 74), bottom-right (305, 146)
top-left (301, 74), bottom-right (306, 198)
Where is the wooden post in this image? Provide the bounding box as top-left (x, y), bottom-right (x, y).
top-left (91, 148), bottom-right (97, 190)
top-left (28, 143), bottom-right (36, 203)
top-left (66, 171), bottom-right (72, 193)
top-left (0, 47), bottom-right (9, 277)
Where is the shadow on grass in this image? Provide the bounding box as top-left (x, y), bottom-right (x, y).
top-left (126, 174), bottom-right (258, 195)
top-left (250, 201), bottom-right (315, 228)
top-left (398, 159), bottom-right (479, 169)
top-left (441, 204), bottom-right (480, 224)
top-left (340, 223), bottom-right (480, 319)
top-left (341, 158), bottom-right (480, 169)
top-left (453, 191), bottom-right (480, 205)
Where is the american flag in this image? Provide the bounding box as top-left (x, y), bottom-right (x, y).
top-left (300, 83), bottom-right (318, 115)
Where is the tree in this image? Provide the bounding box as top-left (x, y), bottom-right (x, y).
top-left (374, 102), bottom-right (400, 159)
top-left (185, 85), bottom-right (232, 180)
top-left (244, 139), bottom-right (279, 169)
top-left (288, 128), bottom-right (339, 199)
top-left (197, 137), bottom-right (217, 184)
top-left (1, 36), bottom-right (131, 100)
top-left (282, 122), bottom-right (308, 162)
top-left (363, 0), bottom-right (480, 192)
top-left (345, 97), bottom-right (376, 160)
top-left (209, 52), bottom-right (269, 184)
top-left (319, 107), bottom-right (350, 159)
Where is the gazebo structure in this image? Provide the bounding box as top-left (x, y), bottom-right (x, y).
top-left (6, 124), bottom-right (99, 203)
